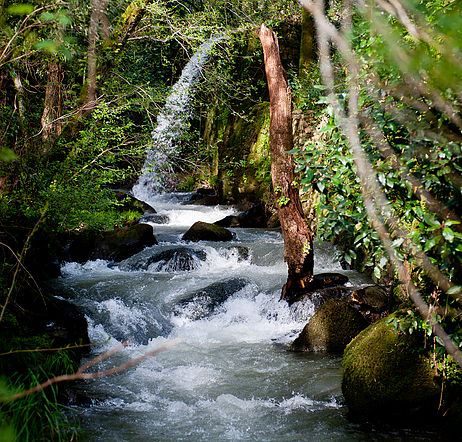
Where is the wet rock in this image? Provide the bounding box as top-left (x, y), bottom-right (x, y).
top-left (119, 247), bottom-right (207, 272)
top-left (141, 213), bottom-right (170, 224)
top-left (225, 246), bottom-right (250, 261)
top-left (186, 188), bottom-right (219, 206)
top-left (342, 311), bottom-right (440, 419)
top-left (308, 286), bottom-right (351, 309)
top-left (191, 195), bottom-right (220, 206)
top-left (290, 299), bottom-right (367, 352)
top-left (86, 299), bottom-right (170, 345)
top-left (214, 205), bottom-right (268, 228)
top-left (182, 221), bottom-right (233, 242)
top-left (350, 285), bottom-right (389, 313)
top-left (13, 291), bottom-right (90, 356)
top-left (284, 272), bottom-right (350, 305)
top-left (68, 224), bottom-right (157, 263)
top-left (312, 273), bottom-right (349, 289)
top-left (176, 278), bottom-right (249, 319)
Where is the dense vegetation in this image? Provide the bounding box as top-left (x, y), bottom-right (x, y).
top-left (0, 0), bottom-right (461, 438)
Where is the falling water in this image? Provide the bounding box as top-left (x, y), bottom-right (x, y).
top-left (134, 37), bottom-right (222, 194)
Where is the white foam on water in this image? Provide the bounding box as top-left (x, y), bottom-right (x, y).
top-left (61, 259), bottom-right (117, 276)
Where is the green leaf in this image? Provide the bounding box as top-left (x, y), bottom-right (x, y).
top-left (0, 148), bottom-right (17, 161)
top-left (34, 39), bottom-right (58, 53)
top-left (447, 286), bottom-right (462, 295)
top-left (374, 266), bottom-right (381, 279)
top-left (424, 236), bottom-right (441, 252)
top-left (40, 12), bottom-right (55, 21)
top-left (442, 227), bottom-right (455, 242)
top-left (7, 4), bottom-right (34, 15)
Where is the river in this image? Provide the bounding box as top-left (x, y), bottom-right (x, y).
top-left (48, 192), bottom-right (447, 440)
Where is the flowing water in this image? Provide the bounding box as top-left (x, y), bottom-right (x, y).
top-left (135, 37), bottom-right (222, 192)
top-left (51, 193), bottom-right (445, 441)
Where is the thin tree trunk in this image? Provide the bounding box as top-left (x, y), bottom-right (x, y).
top-left (85, 0), bottom-right (101, 111)
top-left (98, 0), bottom-right (110, 43)
top-left (41, 60), bottom-right (63, 149)
top-left (258, 24), bottom-right (314, 304)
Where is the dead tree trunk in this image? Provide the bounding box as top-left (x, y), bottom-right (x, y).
top-left (41, 60), bottom-right (63, 149)
top-left (259, 24), bottom-right (314, 304)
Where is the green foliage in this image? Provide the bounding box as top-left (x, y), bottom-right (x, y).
top-left (0, 321), bottom-right (79, 441)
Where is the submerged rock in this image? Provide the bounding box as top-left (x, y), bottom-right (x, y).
top-left (290, 299), bottom-right (367, 352)
top-left (68, 224), bottom-right (157, 263)
top-left (182, 221), bottom-right (233, 242)
top-left (225, 246), bottom-right (250, 262)
top-left (176, 278), bottom-right (249, 319)
top-left (141, 213), bottom-right (170, 224)
top-left (342, 312), bottom-right (440, 419)
top-left (119, 247), bottom-right (207, 272)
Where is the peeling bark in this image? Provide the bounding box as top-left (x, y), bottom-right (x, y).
top-left (258, 24), bottom-right (314, 304)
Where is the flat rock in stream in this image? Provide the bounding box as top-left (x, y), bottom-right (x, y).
top-left (119, 247), bottom-right (207, 272)
top-left (175, 278), bottom-right (249, 320)
top-left (182, 221), bottom-right (233, 242)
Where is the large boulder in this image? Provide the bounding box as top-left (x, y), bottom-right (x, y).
top-left (182, 221), bottom-right (233, 242)
top-left (290, 299), bottom-right (368, 352)
top-left (175, 278), bottom-right (248, 319)
top-left (68, 224), bottom-right (157, 263)
top-left (342, 312), bottom-right (440, 418)
top-left (119, 247), bottom-right (207, 272)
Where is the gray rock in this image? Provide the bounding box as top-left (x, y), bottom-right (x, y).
top-left (119, 247), bottom-right (207, 272)
top-left (176, 278), bottom-right (248, 319)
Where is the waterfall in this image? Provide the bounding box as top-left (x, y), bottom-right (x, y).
top-left (133, 37), bottom-right (222, 198)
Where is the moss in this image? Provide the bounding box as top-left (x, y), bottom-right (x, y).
top-left (217, 102), bottom-right (271, 203)
top-left (182, 221), bottom-right (233, 242)
top-left (342, 312), bottom-right (440, 418)
top-left (290, 299), bottom-right (367, 352)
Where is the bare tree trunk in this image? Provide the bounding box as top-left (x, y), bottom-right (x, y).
top-left (85, 0), bottom-right (101, 111)
top-left (41, 60), bottom-right (63, 149)
top-left (258, 24), bottom-right (314, 304)
top-left (98, 0), bottom-right (110, 43)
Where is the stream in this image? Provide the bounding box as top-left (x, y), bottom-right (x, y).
top-left (50, 192), bottom-right (445, 441)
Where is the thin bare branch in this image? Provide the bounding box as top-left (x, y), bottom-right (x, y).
top-left (0, 339), bottom-right (181, 403)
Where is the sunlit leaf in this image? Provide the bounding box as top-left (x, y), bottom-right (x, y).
top-left (7, 4), bottom-right (34, 15)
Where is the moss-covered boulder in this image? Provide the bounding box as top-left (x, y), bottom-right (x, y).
top-left (342, 313), bottom-right (440, 418)
top-left (290, 299), bottom-right (368, 352)
top-left (182, 221), bottom-right (233, 242)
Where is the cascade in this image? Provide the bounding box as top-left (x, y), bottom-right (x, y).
top-left (134, 37), bottom-right (222, 197)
